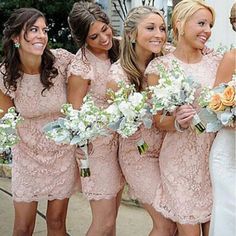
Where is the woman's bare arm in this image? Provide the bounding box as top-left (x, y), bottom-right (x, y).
top-left (67, 75), bottom-right (90, 109)
top-left (0, 90), bottom-right (14, 118)
top-left (214, 49), bottom-right (236, 87)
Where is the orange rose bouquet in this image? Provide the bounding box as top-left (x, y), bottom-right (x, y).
top-left (198, 74), bottom-right (236, 132)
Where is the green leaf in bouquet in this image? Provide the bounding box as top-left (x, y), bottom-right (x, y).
top-left (53, 130), bottom-right (71, 143)
top-left (43, 121), bottom-right (62, 132)
top-left (232, 107), bottom-right (236, 116)
top-left (57, 118), bottom-right (67, 128)
top-left (70, 135), bottom-right (82, 145)
top-left (198, 108), bottom-right (218, 125)
top-left (212, 84), bottom-right (226, 93)
top-left (143, 116), bottom-right (152, 129)
top-left (217, 110), bottom-right (234, 126)
top-left (206, 121), bottom-right (223, 132)
top-left (108, 118), bottom-right (122, 131)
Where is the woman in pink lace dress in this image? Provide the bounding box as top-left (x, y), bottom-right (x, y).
top-left (107, 6), bottom-right (176, 236)
top-left (0, 8), bottom-right (79, 236)
top-left (145, 1), bottom-right (221, 236)
top-left (67, 2), bottom-right (125, 235)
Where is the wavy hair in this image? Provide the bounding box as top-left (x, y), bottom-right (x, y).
top-left (0, 8), bottom-right (58, 95)
top-left (120, 6), bottom-right (166, 91)
top-left (172, 0), bottom-right (215, 43)
top-left (68, 1), bottom-right (119, 63)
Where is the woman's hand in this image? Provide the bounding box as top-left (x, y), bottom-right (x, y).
top-left (75, 143), bottom-right (93, 166)
top-left (174, 104), bottom-right (196, 129)
top-left (201, 45), bottom-right (214, 55)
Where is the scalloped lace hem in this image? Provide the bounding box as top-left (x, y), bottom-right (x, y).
top-left (13, 191), bottom-right (76, 203)
top-left (152, 204), bottom-right (211, 225)
top-left (83, 185), bottom-right (125, 201)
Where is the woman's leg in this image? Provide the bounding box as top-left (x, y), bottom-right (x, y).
top-left (176, 223), bottom-right (201, 236)
top-left (202, 221), bottom-right (210, 236)
top-left (46, 198), bottom-right (69, 236)
top-left (86, 197), bottom-right (119, 236)
top-left (143, 203), bottom-right (176, 236)
top-left (13, 201), bottom-right (38, 236)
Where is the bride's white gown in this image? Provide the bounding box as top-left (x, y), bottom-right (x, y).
top-left (209, 128), bottom-right (236, 236)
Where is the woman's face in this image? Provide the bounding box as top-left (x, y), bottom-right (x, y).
top-left (86, 20), bottom-right (113, 53)
top-left (15, 17), bottom-right (48, 58)
top-left (181, 8), bottom-right (213, 49)
top-left (135, 13), bottom-right (166, 55)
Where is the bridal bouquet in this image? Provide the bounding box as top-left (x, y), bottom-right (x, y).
top-left (106, 81), bottom-right (152, 154)
top-left (149, 60), bottom-right (205, 133)
top-left (198, 74), bottom-right (236, 132)
top-left (0, 107), bottom-right (22, 153)
top-left (43, 95), bottom-right (109, 177)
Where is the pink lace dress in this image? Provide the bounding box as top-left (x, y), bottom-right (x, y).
top-left (0, 49), bottom-right (80, 202)
top-left (108, 61), bottom-right (166, 204)
top-left (145, 53), bottom-right (221, 224)
top-left (68, 48), bottom-right (125, 200)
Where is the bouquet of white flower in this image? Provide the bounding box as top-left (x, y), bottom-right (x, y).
top-left (0, 107), bottom-right (22, 153)
top-left (149, 60), bottom-right (205, 133)
top-left (43, 95), bottom-right (109, 177)
top-left (215, 43), bottom-right (235, 55)
top-left (106, 81), bottom-right (152, 154)
top-left (198, 74), bottom-right (236, 132)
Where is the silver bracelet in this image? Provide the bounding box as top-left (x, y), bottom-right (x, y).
top-left (174, 119), bottom-right (186, 132)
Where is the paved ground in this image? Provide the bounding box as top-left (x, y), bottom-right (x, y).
top-left (0, 177), bottom-right (152, 236)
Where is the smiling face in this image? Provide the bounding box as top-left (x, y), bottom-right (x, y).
top-left (14, 17), bottom-right (48, 59)
top-left (135, 13), bottom-right (166, 55)
top-left (86, 20), bottom-right (113, 54)
top-left (182, 8), bottom-right (213, 49)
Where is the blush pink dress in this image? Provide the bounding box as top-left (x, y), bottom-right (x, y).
top-left (145, 53), bottom-right (221, 224)
top-left (0, 49), bottom-right (79, 202)
top-left (68, 48), bottom-right (125, 200)
top-left (108, 61), bottom-right (166, 205)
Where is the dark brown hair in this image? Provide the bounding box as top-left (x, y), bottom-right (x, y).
top-left (0, 8), bottom-right (58, 94)
top-left (68, 1), bottom-right (119, 63)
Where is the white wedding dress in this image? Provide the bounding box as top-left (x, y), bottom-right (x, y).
top-left (209, 128), bottom-right (236, 236)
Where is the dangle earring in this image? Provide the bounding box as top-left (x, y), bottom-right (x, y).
top-left (14, 42), bottom-right (20, 48)
top-left (130, 38), bottom-right (136, 44)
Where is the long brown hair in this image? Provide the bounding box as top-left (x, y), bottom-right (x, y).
top-left (68, 1), bottom-right (119, 63)
top-left (120, 6), bottom-right (166, 91)
top-left (0, 8), bottom-right (58, 94)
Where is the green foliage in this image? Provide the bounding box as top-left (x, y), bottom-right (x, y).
top-left (0, 0), bottom-right (81, 59)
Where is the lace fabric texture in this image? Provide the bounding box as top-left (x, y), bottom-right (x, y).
top-left (108, 61), bottom-right (166, 205)
top-left (68, 49), bottom-right (125, 200)
top-left (145, 53), bottom-right (222, 224)
top-left (0, 49), bottom-right (80, 202)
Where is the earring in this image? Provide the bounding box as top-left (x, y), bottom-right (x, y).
top-left (14, 42), bottom-right (20, 48)
top-left (180, 31), bottom-right (184, 36)
top-left (130, 38), bottom-right (136, 44)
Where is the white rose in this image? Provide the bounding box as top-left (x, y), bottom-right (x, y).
top-left (128, 92), bottom-right (143, 107)
top-left (118, 101), bottom-right (136, 119)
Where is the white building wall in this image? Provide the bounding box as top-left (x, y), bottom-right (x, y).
top-left (206, 0), bottom-right (235, 48)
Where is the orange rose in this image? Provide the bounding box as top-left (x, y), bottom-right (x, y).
top-left (221, 86), bottom-right (235, 107)
top-left (209, 94), bottom-right (225, 111)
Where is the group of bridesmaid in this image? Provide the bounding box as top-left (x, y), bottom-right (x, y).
top-left (0, 0), bottom-right (235, 236)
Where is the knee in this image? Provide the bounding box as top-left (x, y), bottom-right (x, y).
top-left (13, 226), bottom-right (34, 236)
top-left (46, 215), bottom-right (64, 231)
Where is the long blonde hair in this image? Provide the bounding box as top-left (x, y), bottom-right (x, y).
top-left (172, 0), bottom-right (215, 43)
top-left (120, 6), bottom-right (165, 91)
